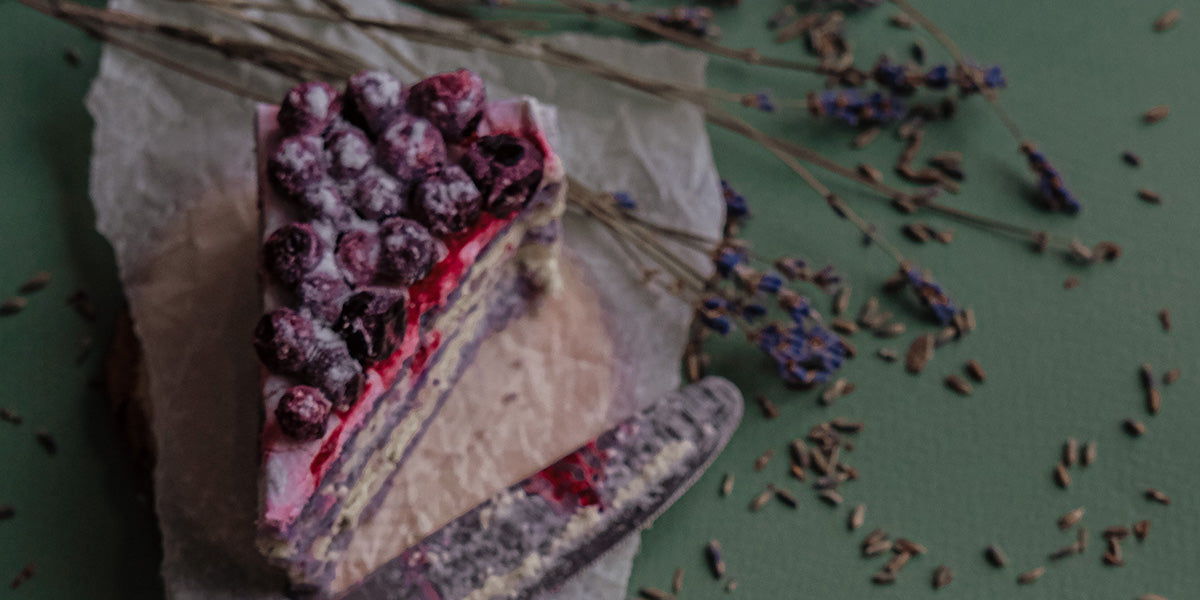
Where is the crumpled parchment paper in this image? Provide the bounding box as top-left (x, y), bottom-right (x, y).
top-left (86, 0), bottom-right (722, 597)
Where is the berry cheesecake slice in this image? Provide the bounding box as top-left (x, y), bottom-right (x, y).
top-left (252, 69), bottom-right (565, 590)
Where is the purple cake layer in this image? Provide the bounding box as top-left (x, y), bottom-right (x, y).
top-left (338, 376), bottom-right (743, 600)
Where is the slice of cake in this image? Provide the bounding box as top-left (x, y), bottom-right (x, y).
top-left (251, 69), bottom-right (565, 590)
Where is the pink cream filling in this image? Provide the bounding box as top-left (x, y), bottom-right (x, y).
top-left (256, 101), bottom-right (556, 531)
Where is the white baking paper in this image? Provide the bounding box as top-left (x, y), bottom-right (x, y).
top-left (86, 0), bottom-right (722, 598)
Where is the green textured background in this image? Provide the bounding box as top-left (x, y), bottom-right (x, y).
top-left (1, 1), bottom-right (1197, 598)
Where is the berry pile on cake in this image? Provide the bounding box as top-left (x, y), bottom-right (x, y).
top-left (252, 69), bottom-right (565, 591)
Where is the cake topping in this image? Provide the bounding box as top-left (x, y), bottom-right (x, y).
top-left (405, 69), bottom-right (487, 142)
top-left (343, 70), bottom-right (405, 135)
top-left (459, 134), bottom-right (545, 214)
top-left (334, 287), bottom-right (408, 364)
top-left (378, 217), bottom-right (443, 286)
top-left (325, 127), bottom-right (374, 180)
top-left (334, 229), bottom-right (380, 287)
top-left (350, 167), bottom-right (407, 221)
top-left (303, 341), bottom-right (365, 410)
top-left (253, 308), bottom-right (316, 376)
top-left (275, 385), bottom-right (333, 441)
top-left (411, 165), bottom-right (484, 236)
top-left (376, 114), bottom-right (447, 182)
top-left (298, 273), bottom-right (351, 323)
top-left (269, 135), bottom-right (328, 198)
top-left (262, 223), bottom-right (325, 288)
top-left (277, 82), bottom-right (341, 136)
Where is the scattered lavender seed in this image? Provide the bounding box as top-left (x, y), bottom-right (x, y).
top-left (903, 223), bottom-right (932, 243)
top-left (1104, 525), bottom-right (1130, 540)
top-left (706, 540), bottom-right (725, 579)
top-left (1083, 441), bottom-right (1098, 466)
top-left (1133, 519), bottom-right (1151, 541)
top-left (1055, 462), bottom-right (1072, 488)
top-left (1154, 8), bottom-right (1181, 31)
top-left (639, 587), bottom-right (673, 600)
top-left (1103, 538), bottom-right (1125, 566)
top-left (857, 163), bottom-right (884, 184)
top-left (884, 551), bottom-right (912, 574)
top-left (35, 429), bottom-right (56, 455)
top-left (834, 285), bottom-right (852, 316)
top-left (1143, 105), bottom-right (1170, 124)
top-left (756, 394), bottom-right (779, 419)
top-left (0, 408), bottom-right (21, 425)
top-left (1145, 488), bottom-right (1171, 505)
top-left (672, 568), bottom-right (684, 594)
top-left (889, 13), bottom-right (915, 28)
top-left (1122, 150), bottom-right (1142, 166)
top-left (1158, 308), bottom-right (1171, 332)
top-left (1164, 368), bottom-right (1181, 385)
top-left (1049, 544), bottom-right (1078, 561)
top-left (932, 565), bottom-right (952, 589)
top-left (1063, 276), bottom-right (1080, 290)
top-left (1138, 189), bottom-right (1162, 204)
top-left (790, 464), bottom-right (807, 482)
top-left (790, 439), bottom-right (811, 470)
top-left (0, 505), bottom-right (13, 520)
top-left (895, 538), bottom-right (928, 555)
top-left (9, 563), bottom-right (34, 590)
top-left (66, 289), bottom-right (96, 321)
top-left (853, 127), bottom-right (881, 149)
top-left (821, 378), bottom-right (851, 404)
top-left (18, 271), bottom-right (51, 294)
top-left (725, 579), bottom-right (738, 592)
top-left (849, 503), bottom-right (865, 530)
top-left (832, 318), bottom-right (858, 334)
top-left (906, 334), bottom-right (935, 374)
top-left (753, 449), bottom-right (775, 472)
top-left (1017, 566), bottom-right (1045, 584)
top-left (830, 417), bottom-right (864, 433)
top-left (1141, 364), bottom-right (1162, 415)
top-left (1124, 419), bottom-right (1148, 437)
top-left (1063, 438), bottom-right (1079, 468)
top-left (775, 486), bottom-right (799, 508)
top-left (721, 473), bottom-right (734, 497)
top-left (876, 322), bottom-right (906, 338)
top-left (1059, 507), bottom-right (1085, 530)
top-left (0, 297), bottom-right (27, 316)
top-left (877, 348), bottom-right (898, 362)
top-left (1078, 526), bottom-right (1090, 552)
top-left (945, 374), bottom-right (972, 396)
top-left (872, 570), bottom-right (897, 585)
top-left (820, 489), bottom-right (844, 506)
top-left (750, 488), bottom-right (773, 512)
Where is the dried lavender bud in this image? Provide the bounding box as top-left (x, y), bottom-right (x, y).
top-left (262, 223), bottom-right (325, 288)
top-left (378, 217), bottom-right (443, 286)
top-left (0, 297), bottom-right (26, 316)
top-left (334, 287), bottom-right (407, 364)
top-left (459, 134), bottom-right (545, 214)
top-left (275, 385), bottom-right (332, 441)
top-left (302, 340), bottom-right (365, 410)
top-left (268, 135), bottom-right (327, 198)
top-left (342, 70), bottom-right (405, 135)
top-left (376, 114), bottom-right (447, 182)
top-left (35, 429), bottom-right (56, 455)
top-left (411, 165), bottom-right (484, 236)
top-left (18, 271), bottom-right (51, 294)
top-left (405, 69), bottom-right (487, 142)
top-left (253, 308), bottom-right (316, 375)
top-left (277, 81), bottom-right (341, 135)
top-left (324, 127), bottom-right (374, 180)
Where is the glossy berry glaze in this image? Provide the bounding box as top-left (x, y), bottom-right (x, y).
top-left (254, 70), bottom-right (561, 532)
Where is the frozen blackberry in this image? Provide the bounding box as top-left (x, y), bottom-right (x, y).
top-left (275, 385), bottom-right (332, 441)
top-left (297, 272), bottom-right (351, 323)
top-left (350, 167), bottom-right (407, 221)
top-left (459, 134), bottom-right (544, 214)
top-left (262, 223), bottom-right (324, 288)
top-left (277, 81), bottom-right (341, 136)
top-left (411, 165), bottom-right (483, 236)
top-left (334, 287), bottom-right (407, 364)
top-left (342, 70), bottom-right (406, 135)
top-left (325, 127), bottom-right (374, 180)
top-left (268, 135), bottom-right (327, 198)
top-left (292, 179), bottom-right (350, 223)
top-left (253, 308), bottom-right (315, 376)
top-left (405, 69), bottom-right (486, 142)
top-left (378, 217), bottom-right (443, 286)
top-left (334, 228), bottom-right (380, 287)
top-left (376, 114), bottom-right (447, 182)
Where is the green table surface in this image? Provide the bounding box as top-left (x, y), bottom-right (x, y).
top-left (2, 1), bottom-right (1199, 598)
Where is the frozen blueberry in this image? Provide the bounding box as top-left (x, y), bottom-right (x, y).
top-left (334, 287), bottom-right (407, 364)
top-left (292, 178), bottom-right (350, 223)
top-left (459, 134), bottom-right (544, 214)
top-left (378, 217), bottom-right (443, 286)
top-left (302, 341), bottom-right (365, 410)
top-left (405, 69), bottom-right (487, 142)
top-left (350, 167), bottom-right (407, 221)
top-left (376, 114), bottom-right (447, 182)
top-left (275, 385), bottom-right (332, 441)
top-left (277, 81), bottom-right (342, 136)
top-left (298, 272), bottom-right (351, 323)
top-left (343, 70), bottom-right (406, 135)
top-left (268, 135), bottom-right (328, 198)
top-left (334, 228), bottom-right (380, 287)
top-left (253, 308), bottom-right (315, 375)
top-left (325, 127), bottom-right (374, 180)
top-left (263, 223), bottom-right (325, 288)
top-left (411, 165), bottom-right (483, 236)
